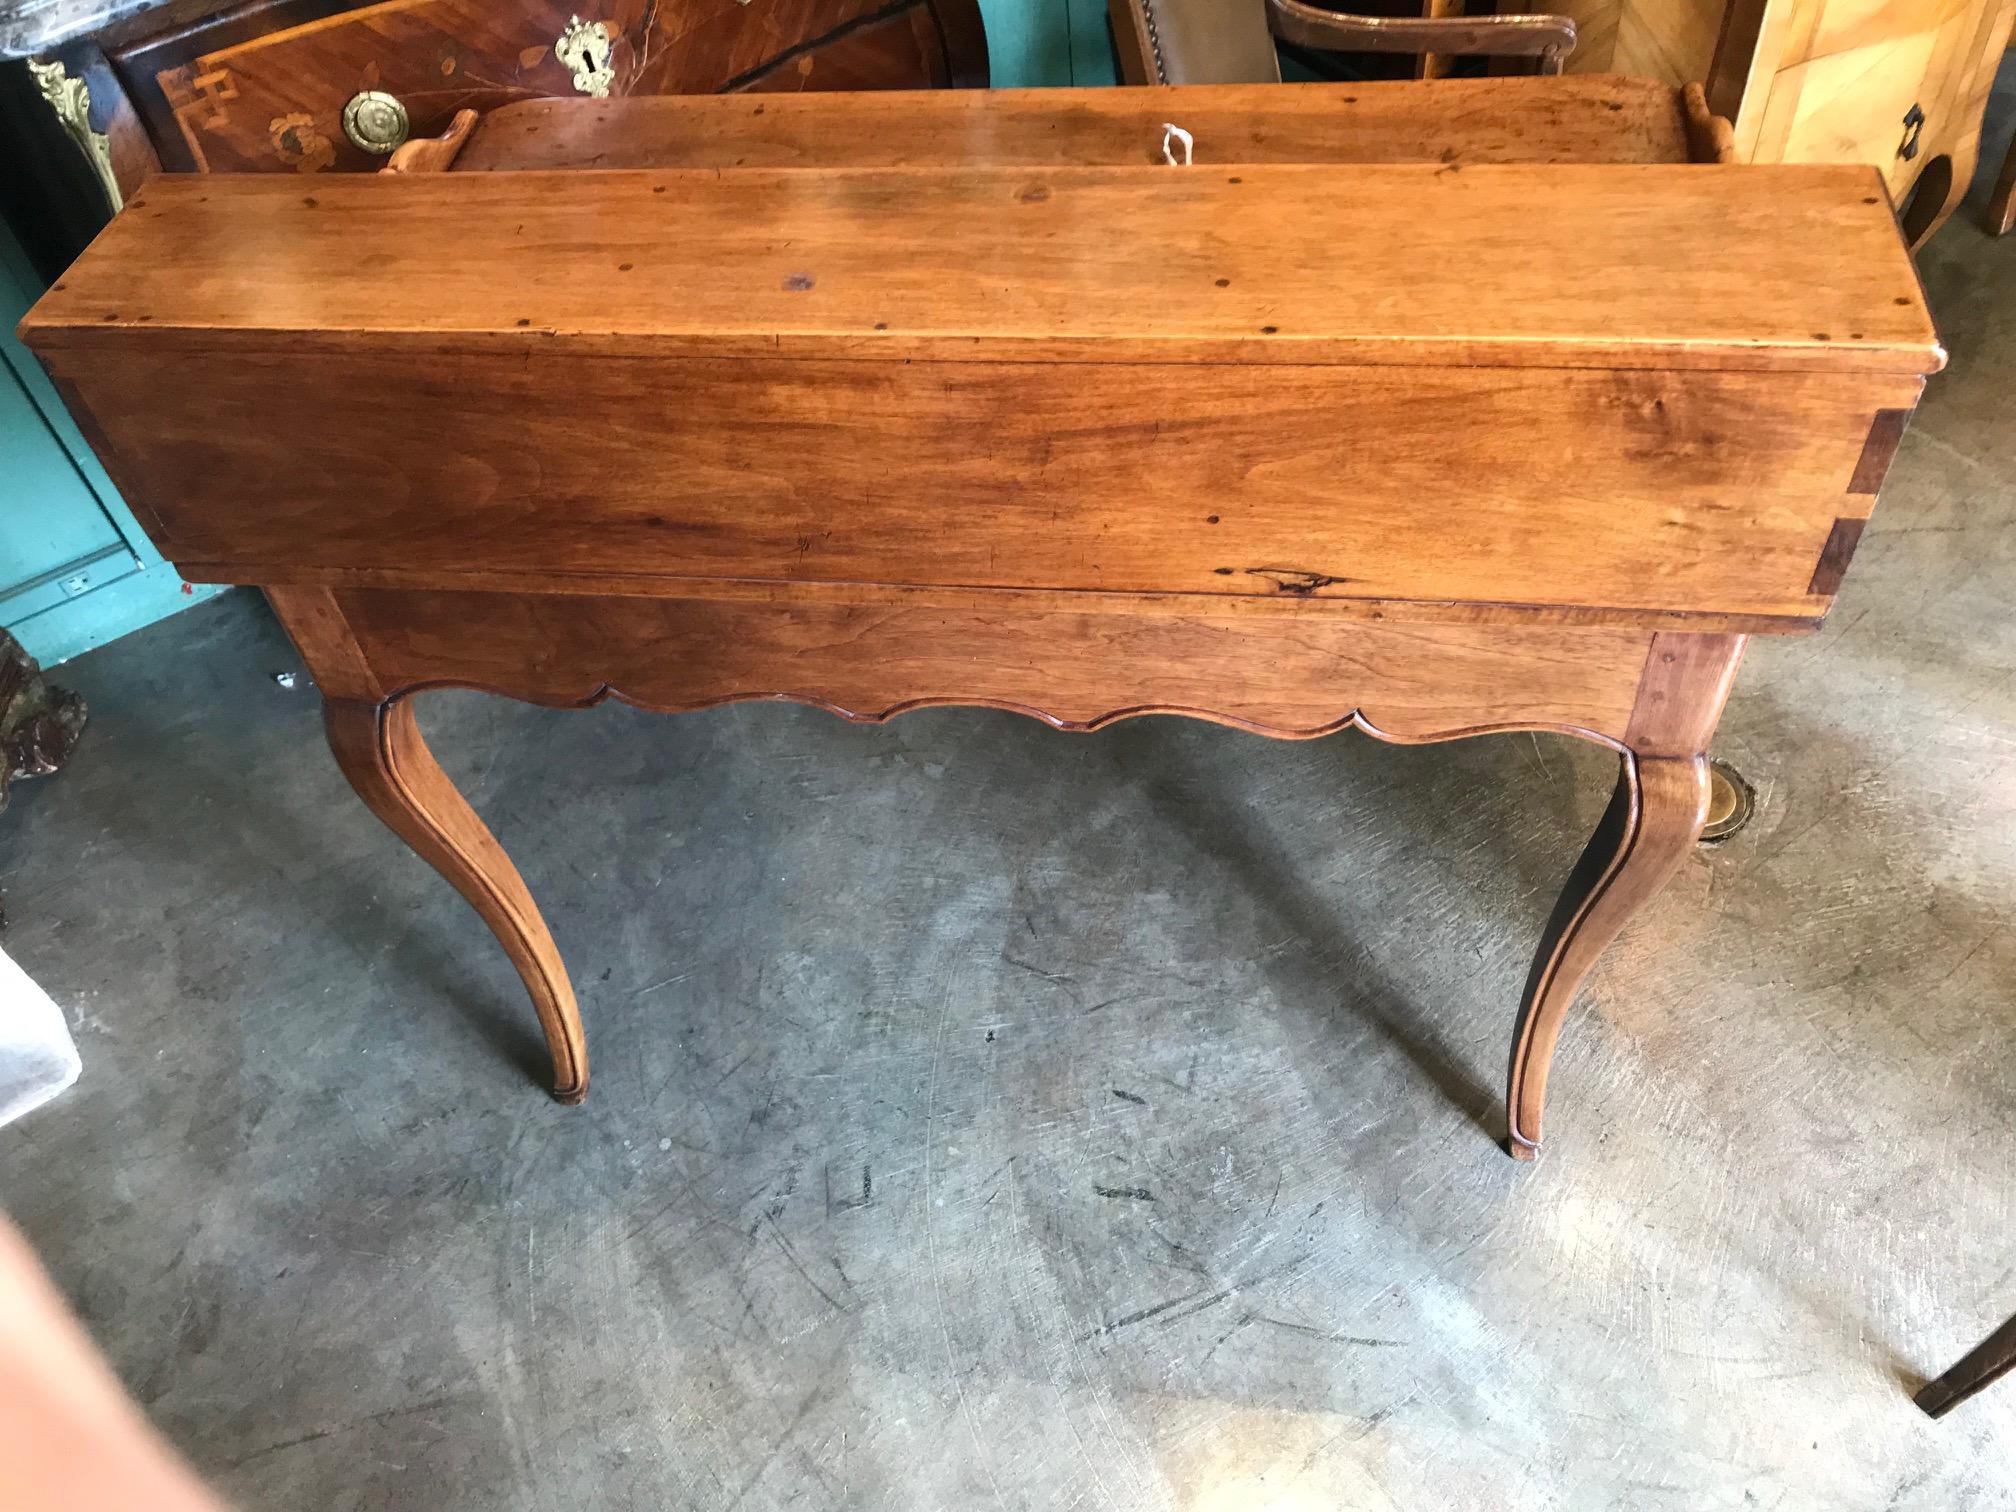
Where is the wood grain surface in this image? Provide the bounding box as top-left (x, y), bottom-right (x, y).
top-left (318, 585), bottom-right (1659, 743)
top-left (47, 348), bottom-right (1922, 626)
top-left (23, 158), bottom-right (1942, 375)
top-left (320, 689), bottom-right (587, 1102)
top-left (456, 75), bottom-right (1701, 172)
top-left (381, 106), bottom-right (476, 173)
top-left (1506, 749), bottom-right (1715, 1156)
top-left (1706, 0), bottom-right (2016, 246)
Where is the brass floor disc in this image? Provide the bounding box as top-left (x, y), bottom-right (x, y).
top-left (1700, 759), bottom-right (1755, 843)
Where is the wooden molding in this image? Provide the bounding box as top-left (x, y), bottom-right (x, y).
top-left (318, 585), bottom-right (1662, 750)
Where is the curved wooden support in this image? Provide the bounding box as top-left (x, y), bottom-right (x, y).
top-left (1681, 82), bottom-right (1738, 165)
top-left (1505, 753), bottom-right (1709, 1158)
top-left (382, 109), bottom-right (479, 175)
top-left (324, 696), bottom-right (587, 1103)
top-left (1504, 629), bottom-right (1743, 1157)
top-left (1899, 144), bottom-right (1975, 251)
top-left (281, 584), bottom-right (1746, 1139)
top-left (1989, 130), bottom-right (2016, 239)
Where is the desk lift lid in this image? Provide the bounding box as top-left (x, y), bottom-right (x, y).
top-left (22, 161), bottom-right (1942, 377)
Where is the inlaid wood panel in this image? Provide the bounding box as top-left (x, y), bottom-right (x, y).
top-left (1717, 0), bottom-right (2008, 185)
top-left (1554, 0), bottom-right (1724, 90)
top-left (1558, 0), bottom-right (2015, 245)
top-left (107, 0), bottom-right (985, 172)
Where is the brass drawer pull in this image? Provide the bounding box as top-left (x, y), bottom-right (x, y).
top-left (342, 90), bottom-right (410, 154)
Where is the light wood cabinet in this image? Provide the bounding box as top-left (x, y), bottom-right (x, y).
top-left (1556, 0), bottom-right (2014, 244)
top-left (1707, 0), bottom-right (2015, 242)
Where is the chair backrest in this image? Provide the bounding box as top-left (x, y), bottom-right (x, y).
top-left (1107, 0), bottom-right (1283, 85)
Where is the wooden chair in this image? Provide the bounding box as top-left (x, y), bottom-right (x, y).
top-left (1107, 0), bottom-right (1578, 86)
top-left (1917, 1311), bottom-right (2016, 1417)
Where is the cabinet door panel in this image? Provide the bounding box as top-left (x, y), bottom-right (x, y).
top-left (0, 367), bottom-right (127, 594)
top-left (1711, 0), bottom-right (2016, 242)
top-left (1, 234), bottom-right (137, 625)
top-left (1, 222), bottom-right (221, 660)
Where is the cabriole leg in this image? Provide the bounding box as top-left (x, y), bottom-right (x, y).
top-left (324, 695), bottom-right (588, 1103)
top-left (1503, 630), bottom-right (1743, 1159)
top-left (1504, 753), bottom-right (1708, 1158)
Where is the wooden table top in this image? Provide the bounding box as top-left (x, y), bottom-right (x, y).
top-left (26, 160), bottom-right (1941, 375)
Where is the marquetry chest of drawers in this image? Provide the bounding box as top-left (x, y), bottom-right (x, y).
top-left (10, 0), bottom-right (987, 209)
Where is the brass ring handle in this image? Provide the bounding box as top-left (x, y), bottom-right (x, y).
top-left (343, 91), bottom-right (411, 154)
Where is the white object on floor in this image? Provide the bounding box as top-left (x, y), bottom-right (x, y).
top-left (0, 947), bottom-right (79, 1126)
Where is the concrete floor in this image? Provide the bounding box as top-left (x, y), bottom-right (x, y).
top-left (5, 117), bottom-right (2016, 1512)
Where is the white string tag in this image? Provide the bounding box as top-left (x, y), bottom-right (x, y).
top-left (1161, 122), bottom-right (1194, 167)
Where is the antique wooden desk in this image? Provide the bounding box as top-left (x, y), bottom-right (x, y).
top-left (18, 81), bottom-right (1941, 1157)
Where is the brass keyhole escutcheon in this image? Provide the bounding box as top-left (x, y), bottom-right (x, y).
top-left (555, 16), bottom-right (616, 98)
top-left (342, 90), bottom-right (410, 154)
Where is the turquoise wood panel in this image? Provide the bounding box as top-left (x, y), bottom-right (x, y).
top-left (0, 369), bottom-right (124, 578)
top-left (980, 0), bottom-right (1116, 86)
top-left (0, 222), bottom-right (226, 666)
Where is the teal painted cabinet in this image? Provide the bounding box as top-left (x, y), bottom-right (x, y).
top-left (2, 223), bottom-right (225, 666)
top-left (981, 0), bottom-right (1114, 86)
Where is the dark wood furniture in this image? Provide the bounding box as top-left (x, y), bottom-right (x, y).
top-left (1918, 1310), bottom-right (2016, 1416)
top-left (7, 0), bottom-right (987, 207)
top-left (18, 80), bottom-right (1940, 1157)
